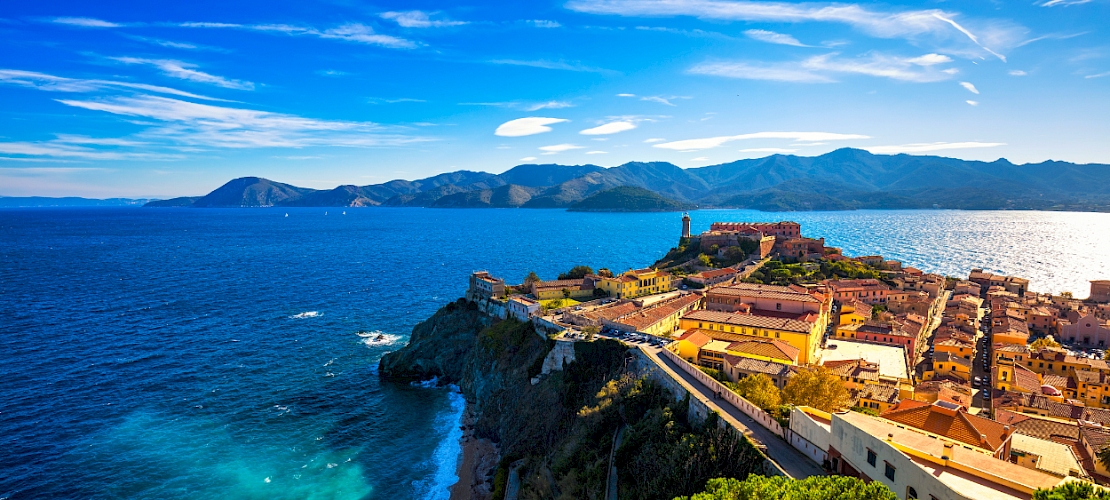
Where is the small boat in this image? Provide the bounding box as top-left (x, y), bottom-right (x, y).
top-left (374, 334), bottom-right (385, 342)
top-left (342, 211), bottom-right (346, 215)
top-left (285, 213), bottom-right (289, 217)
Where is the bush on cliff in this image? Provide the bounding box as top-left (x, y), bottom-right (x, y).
top-left (675, 475), bottom-right (898, 500)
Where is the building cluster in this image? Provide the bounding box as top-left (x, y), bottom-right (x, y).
top-left (465, 215), bottom-right (1110, 497)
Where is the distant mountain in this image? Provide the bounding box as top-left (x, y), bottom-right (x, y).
top-left (0, 197), bottom-right (153, 207)
top-left (144, 196), bottom-right (201, 207)
top-left (143, 149), bottom-right (1110, 212)
top-left (568, 186), bottom-right (692, 212)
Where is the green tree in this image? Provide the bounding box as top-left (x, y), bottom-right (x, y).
top-left (782, 367), bottom-right (851, 413)
top-left (597, 268), bottom-right (614, 278)
top-left (698, 254), bottom-right (713, 267)
top-left (731, 374), bottom-right (781, 411)
top-left (559, 265), bottom-right (595, 280)
top-left (675, 474), bottom-right (898, 500)
top-left (524, 271), bottom-right (541, 288)
top-left (1033, 481), bottom-right (1110, 500)
top-left (1098, 446), bottom-right (1110, 472)
top-left (583, 325), bottom-right (600, 341)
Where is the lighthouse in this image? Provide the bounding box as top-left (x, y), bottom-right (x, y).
top-left (681, 212), bottom-right (691, 239)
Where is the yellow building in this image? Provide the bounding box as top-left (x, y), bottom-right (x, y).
top-left (530, 278), bottom-right (596, 301)
top-left (673, 329), bottom-right (712, 362)
top-left (838, 300), bottom-right (870, 326)
top-left (994, 360), bottom-right (1043, 394)
top-left (680, 309), bottom-right (822, 364)
top-left (934, 337), bottom-right (975, 360)
top-left (597, 268), bottom-right (674, 299)
top-left (931, 352), bottom-right (971, 382)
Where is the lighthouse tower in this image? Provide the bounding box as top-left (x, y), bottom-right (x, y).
top-left (681, 212), bottom-right (691, 239)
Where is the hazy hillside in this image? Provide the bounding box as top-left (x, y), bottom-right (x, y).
top-left (144, 149), bottom-right (1110, 212)
top-left (568, 186), bottom-right (692, 212)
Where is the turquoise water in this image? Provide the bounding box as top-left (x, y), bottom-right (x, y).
top-left (1, 208), bottom-right (1108, 499)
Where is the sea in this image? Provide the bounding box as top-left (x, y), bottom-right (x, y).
top-left (2, 207), bottom-right (1109, 499)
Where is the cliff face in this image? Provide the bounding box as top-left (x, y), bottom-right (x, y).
top-left (380, 299), bottom-right (766, 500)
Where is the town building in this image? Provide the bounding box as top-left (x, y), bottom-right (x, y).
top-left (685, 268), bottom-right (737, 288)
top-left (602, 293), bottom-right (701, 337)
top-left (822, 338), bottom-right (912, 395)
top-left (826, 278), bottom-right (895, 305)
top-left (680, 309), bottom-right (823, 364)
top-left (881, 399), bottom-right (1015, 458)
top-left (1062, 313), bottom-right (1110, 348)
top-left (529, 278), bottom-right (596, 301)
top-left (723, 355), bottom-right (797, 388)
top-left (466, 271), bottom-right (505, 301)
top-left (596, 268), bottom-right (674, 299)
top-left (1091, 281), bottom-right (1110, 303)
top-left (969, 269), bottom-right (1030, 297)
top-left (506, 296), bottom-right (540, 321)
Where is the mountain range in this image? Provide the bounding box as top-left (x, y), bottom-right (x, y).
top-left (142, 148), bottom-right (1110, 211)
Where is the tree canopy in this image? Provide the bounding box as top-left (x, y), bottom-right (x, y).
top-left (559, 265), bottom-right (594, 280)
top-left (782, 367), bottom-right (850, 413)
top-left (730, 374), bottom-right (781, 411)
top-left (1031, 336), bottom-right (1062, 351)
top-left (1033, 481), bottom-right (1110, 500)
top-left (675, 475), bottom-right (898, 500)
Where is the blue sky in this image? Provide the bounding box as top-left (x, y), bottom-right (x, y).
top-left (1, 0), bottom-right (1108, 197)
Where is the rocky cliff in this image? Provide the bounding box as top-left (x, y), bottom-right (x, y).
top-left (380, 299), bottom-right (764, 500)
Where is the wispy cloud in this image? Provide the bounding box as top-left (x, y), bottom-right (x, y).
top-left (110, 57), bottom-right (254, 90)
top-left (539, 143), bottom-right (584, 154)
top-left (0, 140), bottom-right (181, 161)
top-left (580, 121), bottom-right (637, 135)
top-left (0, 69), bottom-right (222, 101)
top-left (51, 17), bottom-right (121, 28)
top-left (566, 0), bottom-right (1020, 60)
top-left (1041, 0), bottom-right (1091, 6)
top-left (178, 22), bottom-right (416, 49)
top-left (489, 59), bottom-right (616, 74)
top-left (494, 117), bottom-right (568, 137)
top-left (368, 97), bottom-right (427, 104)
top-left (959, 81), bottom-right (979, 94)
top-left (380, 10), bottom-right (467, 28)
top-left (54, 94), bottom-right (427, 149)
top-left (461, 100), bottom-right (574, 111)
top-left (655, 131), bottom-right (869, 151)
top-left (520, 156), bottom-right (538, 161)
top-left (966, 100), bottom-right (979, 106)
top-left (690, 53), bottom-right (959, 83)
top-left (744, 29), bottom-right (807, 47)
top-left (317, 69), bottom-right (348, 77)
top-left (122, 35), bottom-right (223, 51)
top-left (643, 138), bottom-right (666, 143)
top-left (1086, 71), bottom-right (1110, 79)
top-left (863, 142), bottom-right (1004, 154)
top-left (586, 150), bottom-right (608, 154)
top-left (1008, 70), bottom-right (1027, 76)
top-left (528, 20), bottom-right (562, 28)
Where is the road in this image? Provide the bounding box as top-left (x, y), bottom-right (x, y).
top-left (637, 344), bottom-right (826, 479)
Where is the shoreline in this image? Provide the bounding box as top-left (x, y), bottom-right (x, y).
top-left (449, 403), bottom-right (500, 500)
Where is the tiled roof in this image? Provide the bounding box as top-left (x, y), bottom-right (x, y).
top-left (614, 293), bottom-right (701, 331)
top-left (676, 329), bottom-right (712, 348)
top-left (1012, 363), bottom-right (1042, 392)
top-left (995, 409), bottom-right (1080, 441)
top-left (585, 302), bottom-right (639, 321)
top-left (880, 399), bottom-right (1010, 451)
top-left (935, 351), bottom-right (971, 368)
top-left (683, 309), bottom-right (816, 333)
top-left (1010, 433), bottom-right (1085, 478)
top-left (727, 338), bottom-right (800, 363)
top-left (532, 278), bottom-right (592, 291)
top-left (825, 278), bottom-right (892, 292)
top-left (705, 282), bottom-right (820, 303)
top-left (823, 359), bottom-right (881, 382)
top-left (857, 384), bottom-right (900, 404)
top-left (724, 355), bottom-right (796, 378)
top-left (697, 268), bottom-right (737, 279)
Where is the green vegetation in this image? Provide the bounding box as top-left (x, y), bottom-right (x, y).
top-left (782, 367), bottom-right (851, 413)
top-left (540, 298), bottom-right (581, 311)
top-left (850, 406), bottom-right (880, 417)
top-left (743, 258), bottom-right (883, 286)
top-left (1031, 336), bottom-right (1062, 351)
top-left (655, 237), bottom-right (704, 269)
top-left (728, 374), bottom-right (781, 412)
top-left (1033, 481), bottom-right (1110, 500)
top-left (524, 271), bottom-right (541, 288)
top-left (568, 186), bottom-right (693, 212)
top-left (559, 265), bottom-right (595, 280)
top-left (675, 474), bottom-right (898, 500)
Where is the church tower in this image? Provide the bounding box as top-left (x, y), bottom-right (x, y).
top-left (681, 212), bottom-right (691, 239)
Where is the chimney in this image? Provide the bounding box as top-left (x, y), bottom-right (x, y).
top-left (942, 442), bottom-right (954, 464)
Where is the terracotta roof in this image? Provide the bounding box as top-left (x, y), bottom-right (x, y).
top-left (723, 355), bottom-right (796, 378)
top-left (935, 351), bottom-right (972, 368)
top-left (584, 302), bottom-right (639, 321)
top-left (857, 384), bottom-right (900, 404)
top-left (825, 278), bottom-right (892, 293)
top-left (881, 399), bottom-right (1011, 451)
top-left (1012, 363), bottom-right (1042, 392)
top-left (993, 392), bottom-right (1110, 425)
top-left (726, 338), bottom-right (800, 363)
top-left (823, 358), bottom-right (881, 382)
top-left (532, 278), bottom-right (592, 292)
top-left (613, 293), bottom-right (701, 331)
top-left (995, 409), bottom-right (1080, 441)
top-left (705, 282), bottom-right (820, 303)
top-left (696, 268), bottom-right (737, 279)
top-left (683, 309), bottom-right (816, 333)
top-left (676, 329), bottom-right (713, 348)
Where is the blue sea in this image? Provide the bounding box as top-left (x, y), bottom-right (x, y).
top-left (2, 207), bottom-right (1109, 499)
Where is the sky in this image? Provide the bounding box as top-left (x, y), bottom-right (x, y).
top-left (1, 0), bottom-right (1108, 198)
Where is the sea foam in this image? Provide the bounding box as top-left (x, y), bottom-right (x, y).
top-left (290, 311), bottom-right (320, 319)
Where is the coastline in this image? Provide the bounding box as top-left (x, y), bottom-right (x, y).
top-left (449, 403), bottom-right (500, 500)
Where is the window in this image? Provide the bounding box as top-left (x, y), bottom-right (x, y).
top-left (885, 462), bottom-right (896, 480)
top-left (867, 449), bottom-right (877, 466)
top-left (907, 487), bottom-right (918, 499)
top-left (776, 303), bottom-right (782, 311)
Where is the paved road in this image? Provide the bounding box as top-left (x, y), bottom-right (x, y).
top-left (637, 345), bottom-right (826, 479)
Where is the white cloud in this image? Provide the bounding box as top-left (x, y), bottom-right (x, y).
top-left (520, 156), bottom-right (538, 161)
top-left (1086, 71), bottom-right (1110, 79)
top-left (643, 138), bottom-right (666, 143)
top-left (966, 100), bottom-right (979, 106)
top-left (1041, 0), bottom-right (1091, 6)
top-left (690, 157), bottom-right (710, 161)
top-left (538, 144), bottom-right (584, 154)
top-left (489, 59), bottom-right (615, 74)
top-left (0, 141), bottom-right (181, 160)
top-left (526, 101), bottom-right (574, 111)
top-left (566, 0), bottom-right (1020, 60)
top-left (792, 142), bottom-right (827, 146)
top-left (529, 20), bottom-right (562, 28)
top-left (863, 141), bottom-right (1004, 154)
top-left (110, 57), bottom-right (254, 90)
top-left (179, 22), bottom-right (416, 49)
top-left (580, 121), bottom-right (637, 135)
top-left (738, 148), bottom-right (797, 153)
top-left (959, 81), bottom-right (979, 94)
top-left (380, 10), bottom-right (467, 28)
top-left (655, 131), bottom-right (869, 151)
top-left (617, 93), bottom-right (636, 97)
top-left (368, 97), bottom-right (426, 104)
top-left (586, 150), bottom-right (608, 154)
top-left (494, 117), bottom-right (568, 137)
top-left (641, 95), bottom-right (689, 106)
top-left (1009, 70), bottom-right (1027, 76)
top-left (52, 17), bottom-right (121, 28)
top-left (743, 29), bottom-right (806, 47)
top-left (55, 94), bottom-right (426, 149)
top-left (690, 52), bottom-right (959, 83)
top-left (0, 69), bottom-right (222, 101)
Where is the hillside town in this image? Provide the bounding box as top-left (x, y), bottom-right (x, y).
top-left (464, 214), bottom-right (1110, 500)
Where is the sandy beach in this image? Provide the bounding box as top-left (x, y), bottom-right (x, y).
top-left (449, 404), bottom-right (500, 500)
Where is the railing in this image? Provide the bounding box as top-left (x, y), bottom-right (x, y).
top-left (658, 348), bottom-right (785, 437)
